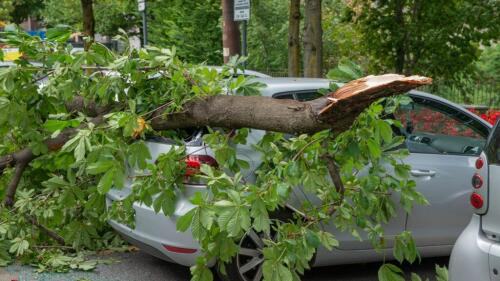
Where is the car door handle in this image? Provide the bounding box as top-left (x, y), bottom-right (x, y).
top-left (410, 169), bottom-right (436, 177)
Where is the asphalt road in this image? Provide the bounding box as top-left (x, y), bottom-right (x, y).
top-left (0, 251), bottom-right (449, 281)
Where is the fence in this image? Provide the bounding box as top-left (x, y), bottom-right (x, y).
top-left (254, 68), bottom-right (499, 108)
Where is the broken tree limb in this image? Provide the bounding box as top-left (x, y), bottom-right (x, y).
top-left (151, 74), bottom-right (432, 133)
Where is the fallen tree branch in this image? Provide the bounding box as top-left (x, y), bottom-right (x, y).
top-left (0, 116), bottom-right (104, 206)
top-left (0, 75), bottom-right (430, 209)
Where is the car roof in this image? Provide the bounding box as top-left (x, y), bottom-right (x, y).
top-left (252, 77), bottom-right (331, 97)
top-left (206, 66), bottom-right (270, 78)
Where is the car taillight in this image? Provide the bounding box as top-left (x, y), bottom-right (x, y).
top-left (470, 193), bottom-right (484, 209)
top-left (184, 155), bottom-right (217, 177)
top-left (472, 173), bottom-right (483, 189)
top-left (162, 244), bottom-right (197, 254)
top-left (476, 157), bottom-right (484, 169)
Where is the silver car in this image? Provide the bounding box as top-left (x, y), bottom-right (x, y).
top-left (106, 78), bottom-right (491, 281)
top-left (449, 118), bottom-right (500, 281)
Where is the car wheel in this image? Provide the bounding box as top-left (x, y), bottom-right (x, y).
top-left (218, 209), bottom-right (302, 281)
top-left (219, 228), bottom-right (268, 281)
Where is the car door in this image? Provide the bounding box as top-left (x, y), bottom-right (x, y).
top-left (283, 91), bottom-right (407, 250)
top-left (395, 95), bottom-right (490, 247)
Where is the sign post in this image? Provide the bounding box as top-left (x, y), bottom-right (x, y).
top-left (233, 0), bottom-right (250, 62)
top-left (138, 0), bottom-right (147, 46)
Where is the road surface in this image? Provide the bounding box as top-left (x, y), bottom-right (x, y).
top-left (0, 251), bottom-right (448, 281)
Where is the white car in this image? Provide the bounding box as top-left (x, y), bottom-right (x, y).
top-left (449, 117), bottom-right (500, 281)
top-left (107, 78), bottom-right (491, 281)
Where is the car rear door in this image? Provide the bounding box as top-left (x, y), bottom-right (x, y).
top-left (395, 96), bottom-right (490, 247)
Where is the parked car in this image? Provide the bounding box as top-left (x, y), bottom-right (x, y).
top-left (106, 77), bottom-right (491, 281)
top-left (449, 118), bottom-right (500, 281)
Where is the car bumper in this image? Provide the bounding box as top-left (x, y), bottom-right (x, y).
top-left (449, 214), bottom-right (494, 281)
top-left (106, 185), bottom-right (205, 267)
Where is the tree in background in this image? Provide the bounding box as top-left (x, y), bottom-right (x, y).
top-left (303, 0), bottom-right (323, 77)
top-left (246, 0), bottom-right (288, 71)
top-left (322, 0), bottom-right (367, 71)
top-left (476, 44), bottom-right (500, 84)
top-left (0, 0), bottom-right (44, 24)
top-left (42, 0), bottom-right (138, 37)
top-left (148, 0), bottom-right (223, 65)
top-left (0, 1), bottom-right (14, 22)
top-left (348, 0), bottom-right (500, 81)
top-left (80, 0), bottom-right (95, 47)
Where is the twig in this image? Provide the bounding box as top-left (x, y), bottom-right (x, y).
top-left (140, 101), bottom-right (174, 117)
top-left (26, 215), bottom-right (66, 246)
top-left (292, 138), bottom-right (323, 161)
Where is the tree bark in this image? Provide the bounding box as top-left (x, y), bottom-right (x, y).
top-left (303, 0), bottom-right (323, 78)
top-left (222, 0), bottom-right (241, 63)
top-left (80, 0), bottom-right (95, 50)
top-left (288, 0), bottom-right (301, 77)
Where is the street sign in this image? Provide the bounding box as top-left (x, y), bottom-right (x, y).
top-left (234, 0), bottom-right (250, 21)
top-left (138, 0), bottom-right (145, 12)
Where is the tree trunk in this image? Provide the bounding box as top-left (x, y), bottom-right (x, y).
top-left (303, 0), bottom-right (323, 78)
top-left (288, 0), bottom-right (301, 77)
top-left (80, 0), bottom-right (95, 50)
top-left (222, 0), bottom-right (241, 63)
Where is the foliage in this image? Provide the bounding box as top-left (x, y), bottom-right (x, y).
top-left (147, 0), bottom-right (223, 65)
top-left (41, 0), bottom-right (139, 36)
top-left (347, 0), bottom-right (500, 81)
top-left (246, 0), bottom-right (289, 71)
top-left (0, 27), bottom-right (430, 281)
top-left (10, 0), bottom-right (44, 24)
top-left (0, 0), bottom-right (14, 22)
top-left (476, 44), bottom-right (500, 84)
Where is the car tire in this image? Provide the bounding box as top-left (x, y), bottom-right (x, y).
top-left (217, 208), bottom-right (314, 281)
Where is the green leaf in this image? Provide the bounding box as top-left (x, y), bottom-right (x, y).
top-left (87, 160), bottom-right (115, 175)
top-left (177, 208), bottom-right (196, 232)
top-left (128, 142), bottom-right (151, 170)
top-left (263, 262), bottom-right (293, 281)
top-left (367, 139), bottom-right (382, 159)
top-left (46, 26), bottom-right (72, 43)
top-left (43, 119), bottom-right (80, 133)
top-left (410, 273), bottom-right (423, 281)
top-left (9, 238), bottom-right (29, 257)
top-left (97, 169), bottom-right (115, 194)
top-left (435, 265), bottom-right (449, 281)
top-left (377, 120), bottom-right (393, 144)
top-left (378, 264), bottom-right (405, 281)
top-left (250, 199), bottom-right (270, 234)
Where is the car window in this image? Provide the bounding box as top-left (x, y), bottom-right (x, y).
top-left (294, 91), bottom-right (323, 101)
top-left (394, 97), bottom-right (488, 155)
top-left (272, 91), bottom-right (323, 101)
top-left (272, 93), bottom-right (294, 100)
